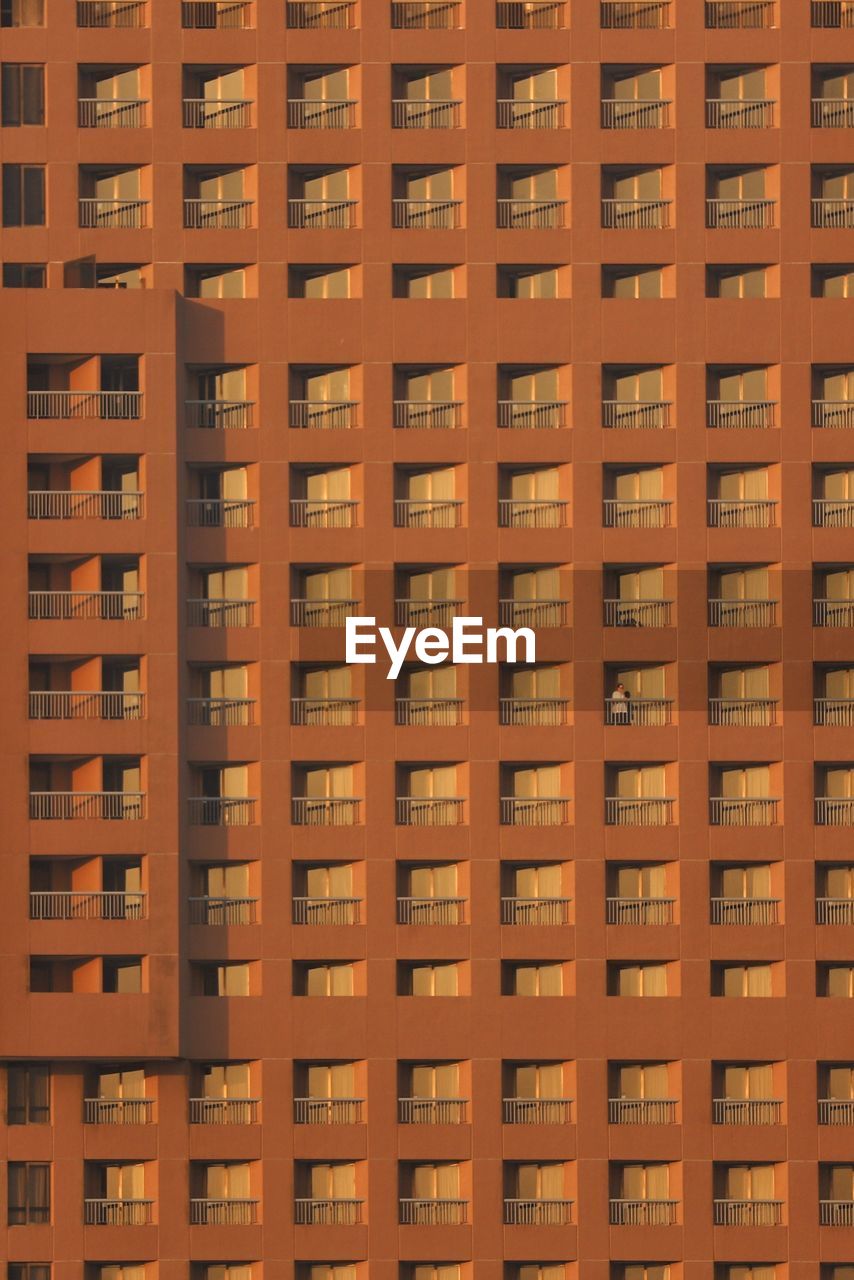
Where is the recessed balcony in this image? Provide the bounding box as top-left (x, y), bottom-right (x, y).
top-left (29, 591), bottom-right (144, 622)
top-left (393, 100), bottom-right (461, 129)
top-left (398, 1097), bottom-right (468, 1123)
top-left (79, 198), bottom-right (149, 229)
top-left (77, 0), bottom-right (147, 27)
top-left (708, 499), bottom-right (776, 527)
top-left (190, 1198), bottom-right (258, 1226)
top-left (602, 198), bottom-right (671, 229)
top-left (497, 198), bottom-right (566, 229)
top-left (499, 599), bottom-right (568, 627)
top-left (188, 896), bottom-right (258, 925)
top-left (400, 1198), bottom-right (467, 1225)
top-left (28, 390), bottom-right (142, 420)
top-left (500, 796), bottom-right (571, 826)
top-left (813, 400), bottom-right (854, 429)
top-left (397, 896), bottom-right (466, 924)
top-left (393, 400), bottom-right (463, 429)
top-left (286, 0), bottom-right (356, 28)
top-left (604, 697), bottom-right (672, 726)
top-left (289, 198), bottom-right (358, 230)
top-left (291, 697), bottom-right (359, 727)
top-left (290, 498), bottom-right (358, 528)
top-left (497, 100), bottom-right (566, 129)
top-left (603, 499), bottom-right (671, 529)
top-left (186, 498), bottom-right (255, 528)
top-left (393, 198), bottom-right (462, 230)
top-left (395, 698), bottom-right (464, 727)
top-left (714, 1199), bottom-right (782, 1226)
top-left (820, 1200), bottom-right (854, 1226)
top-left (604, 599), bottom-right (672, 628)
top-left (713, 1098), bottom-right (782, 1125)
top-left (816, 797), bottom-right (854, 826)
top-left (498, 399), bottom-right (567, 430)
top-left (605, 797), bottom-right (674, 826)
top-left (609, 1098), bottom-right (677, 1124)
top-left (84, 1097), bottom-right (154, 1124)
top-left (30, 891), bottom-right (146, 920)
top-left (500, 697), bottom-right (569, 727)
top-left (603, 400), bottom-right (671, 429)
top-left (813, 198), bottom-right (854, 228)
top-left (84, 1198), bottom-right (153, 1226)
top-left (187, 797), bottom-right (256, 826)
top-left (186, 400), bottom-right (254, 430)
top-left (504, 1199), bottom-right (573, 1226)
top-left (187, 697), bottom-right (255, 727)
top-left (814, 599), bottom-right (854, 627)
top-left (292, 797), bottom-right (362, 826)
top-left (29, 490), bottom-right (144, 520)
top-left (710, 898), bottom-right (780, 924)
top-left (816, 898), bottom-right (854, 923)
top-left (289, 400), bottom-right (358, 430)
top-left (288, 99), bottom-right (357, 129)
top-left (705, 0), bottom-right (774, 25)
top-left (290, 598), bottom-right (358, 628)
top-left (182, 0), bottom-right (252, 26)
top-left (396, 796), bottom-right (465, 826)
top-left (813, 99), bottom-right (854, 128)
top-left (814, 499), bottom-right (854, 526)
top-left (391, 0), bottom-right (461, 28)
top-left (600, 0), bottom-right (670, 27)
top-left (708, 698), bottom-right (776, 727)
top-left (709, 797), bottom-right (778, 825)
top-left (184, 99), bottom-right (253, 128)
top-left (812, 1), bottom-right (854, 26)
top-left (79, 98), bottom-right (148, 128)
top-left (706, 99), bottom-right (775, 129)
top-left (498, 498), bottom-right (567, 528)
top-left (708, 599), bottom-right (776, 627)
top-left (601, 99), bottom-right (671, 129)
top-left (292, 896), bottom-right (361, 924)
top-left (189, 1097), bottom-right (259, 1124)
top-left (503, 1097), bottom-right (572, 1123)
top-left (497, 0), bottom-right (565, 26)
top-left (501, 896), bottom-right (571, 925)
top-left (30, 791), bottom-right (145, 820)
top-left (606, 897), bottom-right (675, 924)
top-left (295, 1197), bottom-right (363, 1225)
top-left (395, 598), bottom-right (462, 627)
top-left (610, 1198), bottom-right (678, 1226)
top-left (294, 1097), bottom-right (363, 1124)
top-left (707, 400), bottom-right (776, 429)
top-left (184, 198), bottom-right (253, 230)
top-left (395, 499), bottom-right (463, 528)
top-left (29, 691), bottom-right (144, 720)
top-left (186, 599), bottom-right (255, 628)
top-left (819, 1098), bottom-right (854, 1123)
top-left (706, 198), bottom-right (775, 229)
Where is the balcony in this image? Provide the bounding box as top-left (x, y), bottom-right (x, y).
top-left (292, 897), bottom-right (361, 924)
top-left (602, 199), bottom-right (671, 229)
top-left (604, 698), bottom-right (672, 726)
top-left (188, 897), bottom-right (258, 925)
top-left (391, 0), bottom-right (461, 27)
top-left (713, 1099), bottom-right (782, 1125)
top-left (707, 100), bottom-right (775, 129)
top-left (711, 898), bottom-right (780, 925)
top-left (706, 199), bottom-right (775, 229)
top-left (601, 99), bottom-right (671, 130)
top-left (497, 0), bottom-right (565, 25)
top-left (820, 1200), bottom-right (854, 1226)
top-left (501, 897), bottom-right (571, 924)
top-left (190, 1199), bottom-right (258, 1226)
top-left (603, 499), bottom-right (671, 529)
top-left (79, 198), bottom-right (149, 229)
top-left (497, 100), bottom-right (566, 130)
top-left (394, 400), bottom-right (463, 430)
top-left (187, 797), bottom-right (256, 826)
top-left (813, 400), bottom-right (854, 429)
top-left (706, 0), bottom-right (775, 22)
top-left (815, 599), bottom-right (854, 627)
top-left (606, 897), bottom-right (675, 925)
top-left (398, 1097), bottom-right (467, 1123)
top-left (503, 1097), bottom-right (572, 1123)
top-left (291, 697), bottom-right (359, 727)
top-left (186, 399), bottom-right (254, 430)
top-left (600, 0), bottom-right (670, 26)
top-left (393, 100), bottom-right (461, 129)
top-left (29, 591), bottom-right (145, 622)
top-left (77, 0), bottom-right (147, 26)
top-left (708, 698), bottom-right (776, 727)
top-left (30, 791), bottom-right (144, 820)
top-left (714, 1199), bottom-right (782, 1226)
top-left (609, 1098), bottom-right (677, 1124)
top-left (84, 1199), bottom-right (153, 1226)
top-left (817, 898), bottom-right (854, 923)
top-left (182, 0), bottom-right (252, 24)
top-left (603, 401), bottom-right (672, 430)
top-left (291, 599), bottom-right (358, 627)
top-left (294, 1098), bottom-right (363, 1124)
top-left (289, 199), bottom-right (357, 230)
top-left (395, 500), bottom-right (463, 528)
top-left (84, 1098), bottom-right (154, 1124)
top-left (709, 797), bottom-right (779, 825)
top-left (707, 400), bottom-right (775, 429)
top-left (187, 698), bottom-right (255, 726)
top-left (816, 797), bottom-right (854, 826)
top-left (184, 99), bottom-right (253, 129)
top-left (604, 599), bottom-right (672, 628)
top-left (292, 797), bottom-right (362, 826)
top-left (396, 698), bottom-right (464, 727)
top-left (498, 498), bottom-right (567, 528)
top-left (28, 390), bottom-right (142, 420)
top-left (29, 490), bottom-right (144, 521)
top-left (397, 897), bottom-right (466, 924)
top-left (708, 499), bottom-right (776, 528)
top-left (395, 598), bottom-right (463, 627)
top-left (816, 699), bottom-right (854, 727)
top-left (708, 599), bottom-right (776, 627)
top-left (295, 1198), bottom-right (363, 1225)
top-left (396, 796), bottom-right (465, 826)
top-left (500, 796), bottom-right (571, 826)
top-left (290, 400), bottom-right (358, 430)
top-left (819, 1099), bottom-right (854, 1123)
top-left (79, 99), bottom-right (148, 129)
top-left (187, 599), bottom-right (255, 628)
top-left (504, 1199), bottom-right (573, 1226)
top-left (814, 500), bottom-right (854, 527)
top-left (813, 199), bottom-right (854, 229)
top-left (290, 499), bottom-right (358, 529)
top-left (610, 1199), bottom-right (678, 1226)
top-left (186, 498), bottom-right (255, 528)
top-left (497, 198), bottom-right (566, 229)
top-left (498, 400), bottom-right (567, 430)
top-left (31, 891), bottom-right (146, 920)
top-left (605, 797), bottom-right (674, 826)
top-left (393, 199), bottom-right (462, 230)
top-left (184, 199), bottom-right (253, 230)
top-left (189, 1098), bottom-right (259, 1124)
top-left (29, 691), bottom-right (144, 720)
top-left (400, 1199), bottom-right (467, 1225)
top-left (499, 599), bottom-right (568, 627)
top-left (812, 1), bottom-right (854, 24)
top-left (288, 100), bottom-right (357, 130)
top-left (287, 0), bottom-right (356, 27)
top-left (813, 100), bottom-right (854, 128)
top-left (500, 698), bottom-right (569, 727)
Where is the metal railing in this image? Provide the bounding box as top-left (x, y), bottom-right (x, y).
top-left (815, 599), bottom-right (854, 627)
top-left (498, 499), bottom-right (566, 528)
top-left (394, 400), bottom-right (463, 429)
top-left (603, 400), bottom-right (672, 429)
top-left (29, 691), bottom-right (144, 720)
top-left (289, 100), bottom-right (357, 130)
top-left (812, 0), bottom-right (854, 24)
top-left (706, 198), bottom-right (775, 229)
top-left (713, 1098), bottom-right (782, 1124)
top-left (395, 499), bottom-right (463, 528)
top-left (391, 0), bottom-right (461, 27)
top-left (187, 697), bottom-right (255, 726)
top-left (30, 891), bottom-right (146, 920)
top-left (292, 797), bottom-right (362, 826)
top-left (498, 399), bottom-right (567, 429)
top-left (708, 599), bottom-right (777, 627)
top-left (497, 100), bottom-right (566, 130)
top-left (602, 199), bottom-right (671, 229)
top-left (398, 1097), bottom-right (468, 1123)
top-left (294, 1097), bottom-right (363, 1124)
top-left (184, 100), bottom-right (253, 129)
top-left (295, 1198), bottom-right (363, 1225)
top-left (396, 698), bottom-right (464, 727)
top-left (707, 400), bottom-right (775, 429)
top-left (289, 199), bottom-right (357, 229)
top-left (79, 198), bottom-right (149, 229)
top-left (601, 99), bottom-right (671, 129)
top-left (609, 1098), bottom-right (677, 1124)
top-left (182, 0), bottom-right (252, 25)
top-left (290, 499), bottom-right (358, 528)
top-left (708, 499), bottom-right (776, 527)
top-left (29, 490), bottom-right (144, 520)
top-left (606, 898), bottom-right (675, 925)
top-left (29, 791), bottom-right (145, 820)
top-left (393, 199), bottom-right (462, 230)
top-left (707, 99), bottom-right (775, 129)
top-left (817, 898), bottom-right (854, 923)
top-left (189, 1097), bottom-right (259, 1123)
top-left (813, 199), bottom-right (854, 229)
top-left (84, 1199), bottom-right (153, 1225)
top-left (813, 99), bottom-right (854, 128)
top-left (84, 1098), bottom-right (154, 1124)
top-left (186, 400), bottom-right (254, 430)
top-left (27, 390), bottom-right (142, 420)
top-left (816, 797), bottom-right (854, 826)
top-left (604, 697), bottom-right (672, 726)
top-left (709, 698), bottom-right (776, 727)
top-left (605, 797), bottom-right (674, 826)
top-left (604, 599), bottom-right (672, 628)
top-left (187, 797), bottom-right (256, 826)
top-left (292, 897), bottom-right (361, 924)
top-left (79, 99), bottom-right (148, 128)
top-left (814, 500), bottom-right (854, 526)
top-left (186, 599), bottom-right (255, 628)
top-left (290, 400), bottom-right (358, 429)
top-left (815, 699), bottom-right (854, 726)
top-left (186, 498), bottom-right (255, 528)
top-left (393, 100), bottom-right (461, 129)
top-left (500, 796), bottom-right (571, 826)
top-left (396, 796), bottom-right (465, 826)
top-left (709, 797), bottom-right (779, 825)
top-left (497, 199), bottom-right (566, 229)
top-left (600, 0), bottom-right (670, 26)
top-left (711, 898), bottom-right (780, 925)
top-left (291, 697), bottom-right (359, 727)
top-left (499, 599), bottom-right (568, 627)
top-left (820, 1200), bottom-right (854, 1226)
top-left (188, 897), bottom-right (257, 925)
top-left (610, 1199), bottom-right (678, 1226)
top-left (500, 698), bottom-right (569, 727)
top-left (77, 0), bottom-right (147, 26)
top-left (497, 0), bottom-right (565, 25)
top-left (603, 499), bottom-right (671, 529)
top-left (395, 598), bottom-right (463, 627)
top-left (190, 1199), bottom-right (258, 1226)
top-left (818, 1098), bottom-right (854, 1122)
top-left (714, 1199), bottom-right (782, 1226)
top-left (400, 1198), bottom-right (467, 1225)
top-left (397, 897), bottom-right (466, 924)
top-left (184, 199), bottom-right (252, 230)
top-left (813, 400), bottom-right (854, 429)
top-left (290, 598), bottom-right (358, 627)
top-left (287, 0), bottom-right (356, 27)
top-left (29, 591), bottom-right (144, 622)
top-left (705, 0), bottom-right (775, 25)
top-left (501, 897), bottom-right (571, 925)
top-left (503, 1097), bottom-right (572, 1123)
top-left (505, 1199), bottom-right (573, 1226)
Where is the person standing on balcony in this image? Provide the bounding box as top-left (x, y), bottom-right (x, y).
top-left (610, 682), bottom-right (629, 724)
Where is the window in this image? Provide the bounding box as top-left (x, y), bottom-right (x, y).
top-left (515, 1267), bottom-right (567, 1280)
top-left (1, 65), bottom-right (44, 125)
top-left (92, 1268), bottom-right (146, 1280)
top-left (613, 1269), bottom-right (670, 1280)
top-left (720, 1164), bottom-right (776, 1200)
top-left (403, 961), bottom-right (460, 996)
top-left (95, 1067), bottom-right (145, 1100)
top-left (7, 1065), bottom-right (50, 1124)
top-left (1, 0), bottom-right (44, 25)
top-left (2, 262), bottom-right (45, 287)
top-left (822, 964), bottom-right (854, 997)
top-left (102, 957), bottom-right (142, 993)
top-left (506, 962), bottom-right (563, 996)
top-left (300, 961), bottom-right (355, 996)
top-left (299, 1269), bottom-right (355, 1280)
top-left (610, 963), bottom-right (668, 996)
top-left (814, 265), bottom-right (854, 297)
top-left (407, 1061), bottom-right (460, 1097)
top-left (716, 1267), bottom-right (775, 1280)
top-left (708, 265), bottom-right (767, 298)
top-left (393, 264), bottom-right (456, 298)
top-left (2, 163), bottom-right (45, 226)
top-left (407, 1162), bottom-right (460, 1199)
top-left (498, 265), bottom-right (559, 298)
top-left (716, 963), bottom-right (773, 997)
top-left (512, 1162), bottom-right (566, 1199)
top-left (200, 962), bottom-right (251, 996)
top-left (7, 1164), bottom-right (50, 1225)
top-left (510, 1062), bottom-right (566, 1099)
top-left (9, 1269), bottom-right (51, 1280)
top-left (290, 265), bottom-right (351, 298)
top-left (199, 1062), bottom-right (251, 1100)
top-left (403, 1268), bottom-right (461, 1280)
top-left (614, 1163), bottom-right (671, 1200)
top-left (720, 1063), bottom-right (774, 1099)
top-left (613, 1062), bottom-right (670, 1099)
top-left (188, 266), bottom-right (247, 299)
top-left (602, 265), bottom-right (664, 298)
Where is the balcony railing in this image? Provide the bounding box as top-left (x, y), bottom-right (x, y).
top-left (190, 1199), bottom-right (258, 1226)
top-left (84, 1199), bottom-right (153, 1225)
top-left (709, 698), bottom-right (776, 727)
top-left (29, 791), bottom-right (145, 820)
top-left (711, 898), bottom-right (780, 925)
top-left (29, 691), bottom-right (144, 720)
top-left (290, 400), bottom-right (358, 430)
top-left (187, 797), bottom-right (256, 826)
top-left (187, 599), bottom-right (255, 628)
top-left (814, 500), bottom-right (854, 527)
top-left (606, 897), bottom-right (675, 925)
top-left (187, 697), bottom-right (255, 726)
top-left (188, 897), bottom-right (258, 925)
top-left (503, 1097), bottom-right (573, 1124)
top-left (79, 99), bottom-right (148, 128)
top-left (600, 0), bottom-right (670, 26)
top-left (706, 0), bottom-right (774, 23)
top-left (707, 100), bottom-right (775, 129)
top-left (706, 199), bottom-right (775, 230)
top-left (31, 891), bottom-right (146, 920)
top-left (707, 400), bottom-right (775, 429)
top-left (498, 400), bottom-right (567, 430)
top-left (290, 499), bottom-right (358, 528)
top-left (714, 1199), bottom-right (782, 1226)
top-left (77, 0), bottom-right (147, 26)
top-left (395, 500), bottom-right (463, 528)
top-left (709, 797), bottom-right (779, 825)
top-left (500, 697), bottom-right (569, 727)
top-left (395, 598), bottom-right (463, 627)
top-left (499, 599), bottom-right (568, 627)
top-left (501, 897), bottom-right (571, 925)
top-left (186, 498), bottom-right (255, 528)
top-left (391, 0), bottom-right (461, 27)
top-left (291, 599), bottom-right (358, 628)
top-left (184, 199), bottom-right (253, 230)
top-left (813, 400), bottom-right (854, 429)
top-left (500, 796), bottom-right (571, 826)
top-left (292, 897), bottom-right (361, 924)
top-left (713, 1098), bottom-right (782, 1125)
top-left (820, 1200), bottom-right (854, 1226)
top-left (497, 100), bottom-right (566, 130)
top-left (604, 599), bottom-right (672, 628)
top-left (603, 400), bottom-right (671, 430)
top-left (287, 0), bottom-right (356, 27)
top-left (289, 199), bottom-right (357, 229)
top-left (186, 400), bottom-right (254, 430)
top-left (400, 1198), bottom-right (467, 1225)
top-left (396, 796), bottom-right (465, 826)
top-left (79, 198), bottom-right (149, 229)
top-left (294, 1097), bottom-right (363, 1124)
top-left (814, 599), bottom-right (854, 627)
top-left (292, 797), bottom-right (362, 826)
top-left (397, 897), bottom-right (466, 924)
top-left (813, 99), bottom-right (854, 128)
top-left (812, 0), bottom-right (854, 24)
top-left (819, 1098), bottom-right (854, 1122)
top-left (291, 697), bottom-right (359, 727)
top-left (601, 100), bottom-right (671, 129)
top-left (29, 590), bottom-right (144, 621)
top-left (396, 698), bottom-right (464, 727)
top-left (603, 499), bottom-right (671, 529)
top-left (288, 100), bottom-right (357, 129)
top-left (605, 797), bottom-right (674, 826)
top-left (393, 100), bottom-right (461, 129)
top-left (398, 1097), bottom-right (468, 1124)
top-left (817, 898), bottom-right (854, 924)
top-left (184, 99), bottom-right (253, 129)
top-left (602, 199), bottom-right (671, 230)
top-left (609, 1098), bottom-right (677, 1124)
top-left (708, 599), bottom-right (776, 627)
top-left (182, 0), bottom-right (252, 24)
top-left (393, 199), bottom-right (462, 230)
top-left (189, 1097), bottom-right (259, 1123)
top-left (497, 199), bottom-right (566, 229)
top-left (497, 0), bottom-right (565, 25)
top-left (708, 499), bottom-right (776, 527)
top-left (812, 199), bottom-right (854, 229)
top-left (816, 797), bottom-right (854, 826)
top-left (604, 697), bottom-right (672, 727)
top-left (28, 490), bottom-right (144, 520)
top-left (295, 1198), bottom-right (363, 1225)
top-left (84, 1098), bottom-right (154, 1124)
top-left (394, 400), bottom-right (463, 430)
top-left (498, 498), bottom-right (566, 528)
top-left (815, 699), bottom-right (854, 726)
top-left (27, 390), bottom-right (142, 420)
top-left (610, 1199), bottom-right (678, 1226)
top-left (505, 1199), bottom-right (573, 1226)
